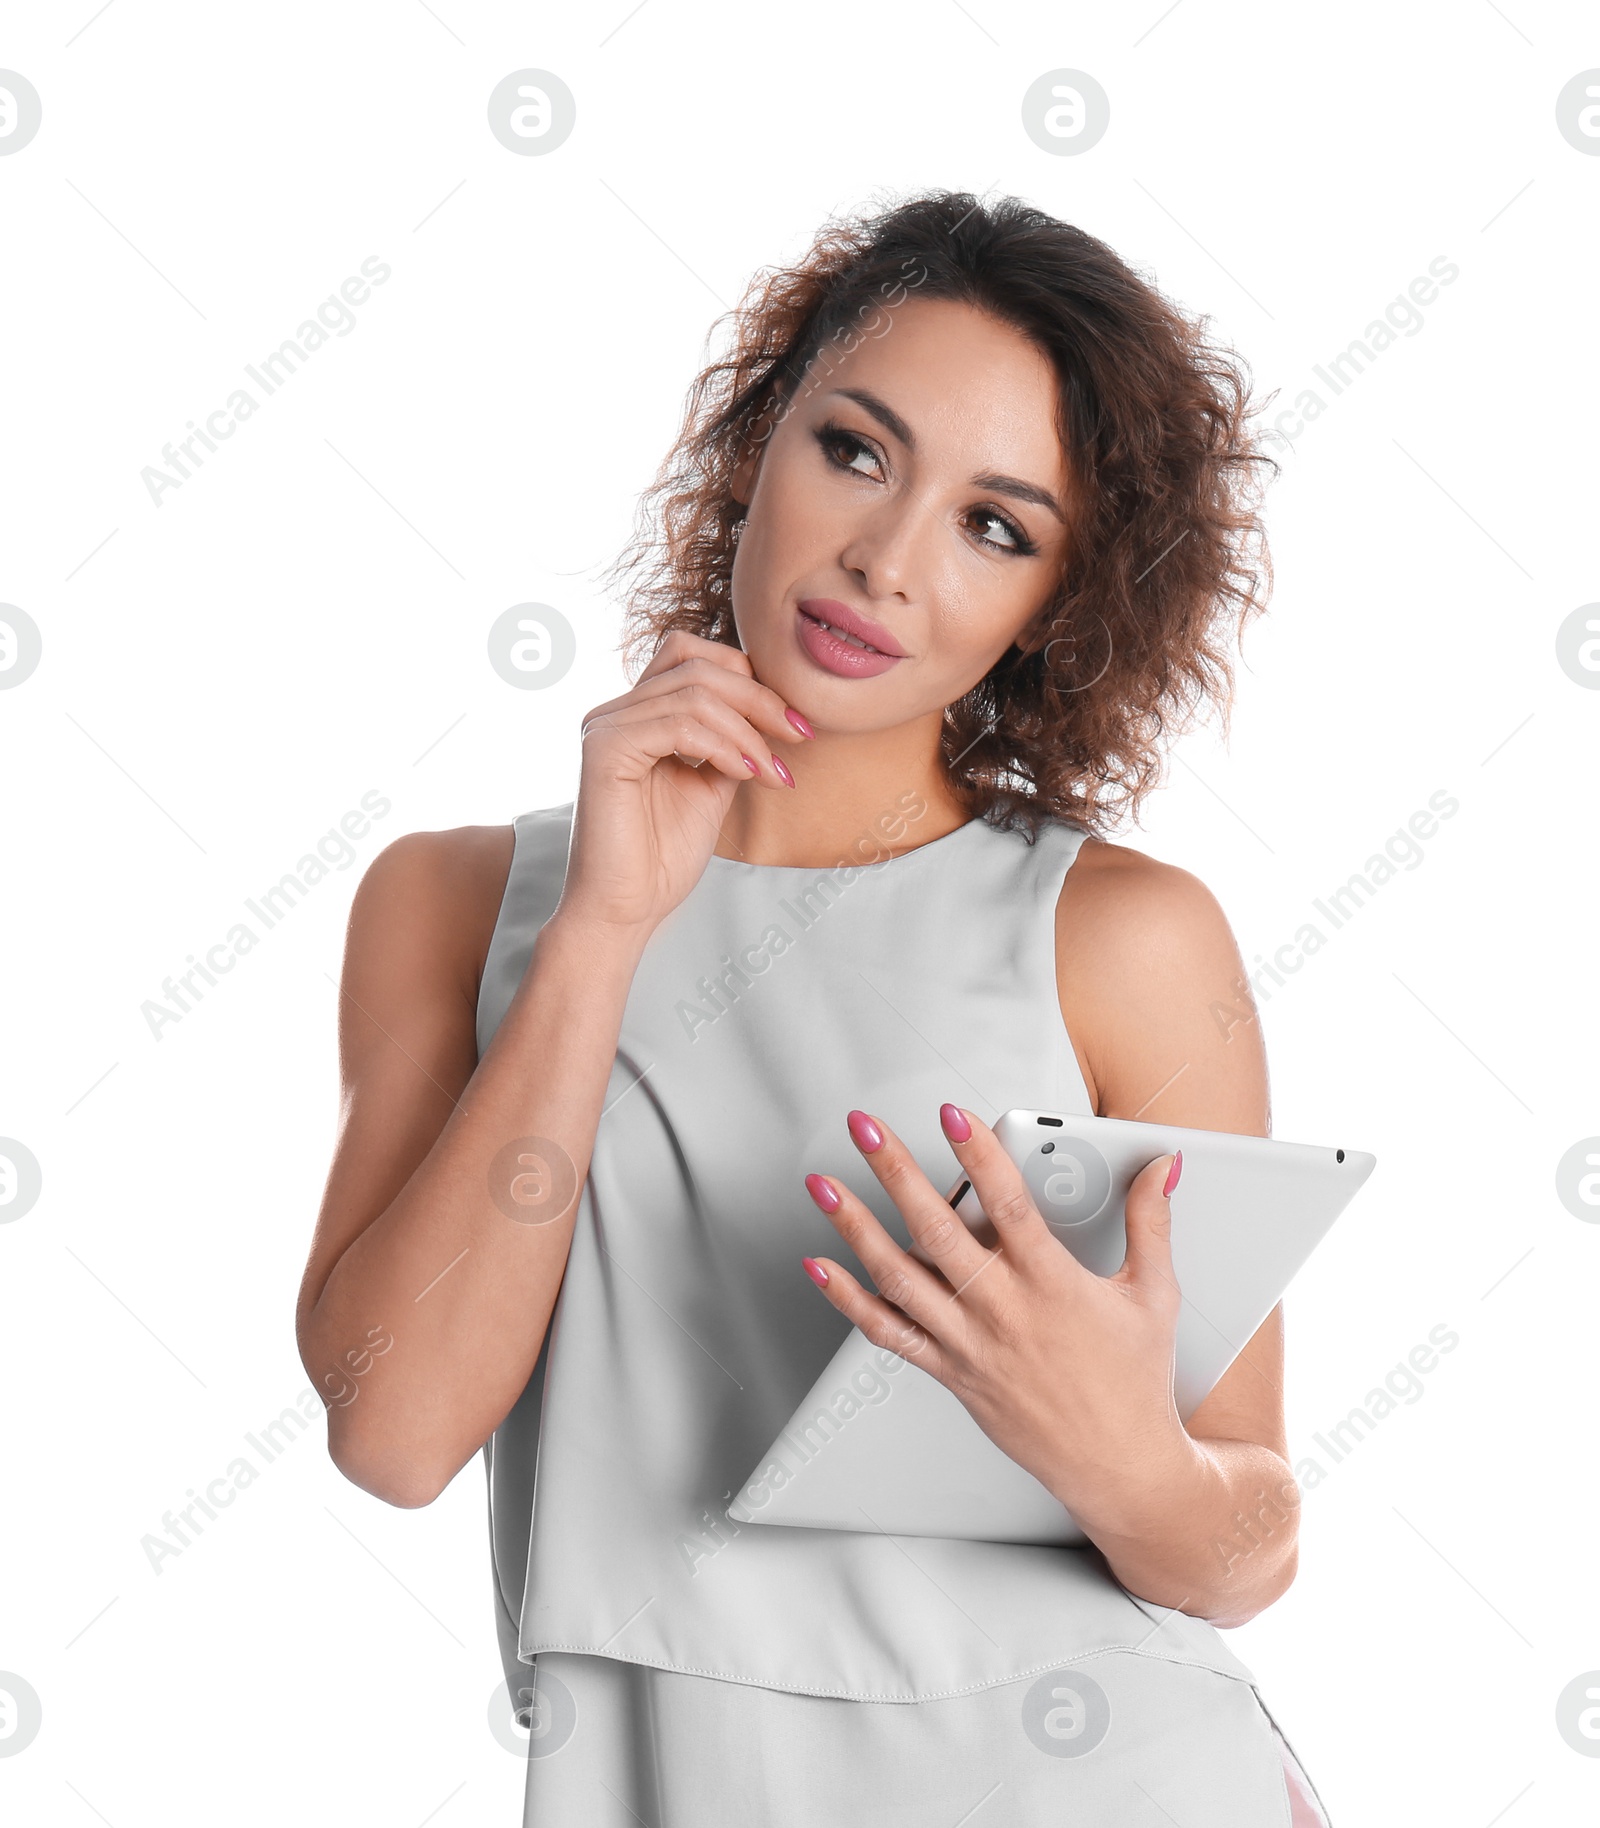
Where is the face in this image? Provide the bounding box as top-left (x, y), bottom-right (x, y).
top-left (728, 295), bottom-right (1073, 729)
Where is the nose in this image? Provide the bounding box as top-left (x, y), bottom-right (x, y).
top-left (837, 487), bottom-right (931, 603)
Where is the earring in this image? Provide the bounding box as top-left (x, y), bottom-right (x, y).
top-left (731, 515), bottom-right (747, 544)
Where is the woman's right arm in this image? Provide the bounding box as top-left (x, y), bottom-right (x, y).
top-left (294, 835), bottom-right (652, 1508)
top-left (294, 632), bottom-right (806, 1508)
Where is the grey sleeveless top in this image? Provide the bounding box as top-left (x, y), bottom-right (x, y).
top-left (476, 801), bottom-right (1260, 1704)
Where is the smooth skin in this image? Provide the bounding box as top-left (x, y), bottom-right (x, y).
top-left (296, 293), bottom-right (1295, 1628)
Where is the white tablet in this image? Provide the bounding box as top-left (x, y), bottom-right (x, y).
top-left (726, 1108), bottom-right (1375, 1546)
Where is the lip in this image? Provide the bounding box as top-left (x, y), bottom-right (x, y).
top-left (794, 598), bottom-right (908, 680)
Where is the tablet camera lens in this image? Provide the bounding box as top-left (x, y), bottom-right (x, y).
top-left (1026, 1137), bottom-right (1112, 1229)
top-left (1336, 1149), bottom-right (1345, 1162)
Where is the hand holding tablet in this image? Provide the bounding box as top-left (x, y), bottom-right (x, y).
top-left (726, 1107), bottom-right (1375, 1546)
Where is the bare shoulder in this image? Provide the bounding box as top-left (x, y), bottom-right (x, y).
top-left (1056, 836), bottom-right (1238, 965)
top-left (297, 822), bottom-right (517, 1340)
top-left (347, 822), bottom-right (517, 1009)
top-left (1053, 835), bottom-right (1268, 1133)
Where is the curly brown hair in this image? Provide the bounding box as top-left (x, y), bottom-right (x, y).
top-left (603, 188), bottom-right (1277, 840)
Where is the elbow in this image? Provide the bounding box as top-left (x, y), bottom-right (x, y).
top-left (326, 1419), bottom-right (448, 1510)
top-left (1200, 1598), bottom-right (1269, 1630)
top-left (307, 1339), bottom-right (455, 1508)
top-left (1201, 1540), bottom-right (1300, 1630)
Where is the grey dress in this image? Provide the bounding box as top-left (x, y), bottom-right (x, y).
top-left (475, 802), bottom-right (1331, 1826)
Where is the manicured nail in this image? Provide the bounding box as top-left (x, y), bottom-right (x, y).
top-left (847, 1109), bottom-right (883, 1153)
top-left (740, 753), bottom-right (759, 775)
top-left (940, 1103), bottom-right (972, 1143)
top-left (804, 1172), bottom-right (840, 1213)
top-left (785, 707), bottom-right (816, 739)
top-left (773, 754), bottom-right (796, 788)
top-left (802, 1256), bottom-right (830, 1287)
top-left (1163, 1151), bottom-right (1183, 1198)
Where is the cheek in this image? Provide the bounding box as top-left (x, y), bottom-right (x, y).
top-left (928, 585), bottom-right (1039, 674)
top-left (728, 505), bottom-right (795, 642)
top-left (732, 454), bottom-right (837, 616)
top-left (760, 443), bottom-right (837, 545)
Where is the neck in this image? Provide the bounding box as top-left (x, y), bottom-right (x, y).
top-left (713, 711), bottom-right (970, 868)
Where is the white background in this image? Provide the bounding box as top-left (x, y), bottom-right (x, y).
top-left (2, 2), bottom-right (1596, 1823)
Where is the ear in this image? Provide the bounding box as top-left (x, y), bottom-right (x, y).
top-left (1012, 617), bottom-right (1053, 660)
top-left (729, 443), bottom-right (761, 506)
top-left (1013, 585), bottom-right (1073, 661)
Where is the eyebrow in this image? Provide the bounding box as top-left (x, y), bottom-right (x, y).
top-left (828, 386), bottom-right (1067, 523)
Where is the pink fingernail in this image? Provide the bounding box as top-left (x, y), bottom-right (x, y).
top-left (940, 1103), bottom-right (971, 1142)
top-left (804, 1172), bottom-right (840, 1213)
top-left (1163, 1151), bottom-right (1183, 1198)
top-left (773, 755), bottom-right (796, 788)
top-left (740, 753), bottom-right (759, 775)
top-left (802, 1256), bottom-right (830, 1287)
top-left (847, 1109), bottom-right (883, 1153)
top-left (786, 708), bottom-right (816, 739)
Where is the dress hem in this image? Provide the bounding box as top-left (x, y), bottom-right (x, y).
top-left (514, 1637), bottom-right (1262, 1705)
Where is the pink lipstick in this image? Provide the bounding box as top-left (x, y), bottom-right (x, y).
top-left (795, 598), bottom-right (907, 679)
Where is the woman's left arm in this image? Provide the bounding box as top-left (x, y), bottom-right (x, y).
top-left (1042, 838), bottom-right (1299, 1626)
top-left (802, 842), bottom-right (1298, 1629)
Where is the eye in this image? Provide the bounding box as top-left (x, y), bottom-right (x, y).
top-left (813, 419), bottom-right (1039, 558)
top-left (814, 422), bottom-right (884, 481)
top-left (966, 506), bottom-right (1037, 557)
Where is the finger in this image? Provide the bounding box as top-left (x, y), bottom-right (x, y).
top-left (1115, 1150), bottom-right (1182, 1308)
top-left (935, 1104), bottom-right (1071, 1279)
top-left (628, 656), bottom-right (814, 754)
top-left (839, 1110), bottom-right (1002, 1304)
top-left (582, 706), bottom-right (765, 787)
top-left (649, 680), bottom-right (797, 786)
top-left (590, 680), bottom-right (798, 788)
top-left (596, 676), bottom-right (800, 782)
top-left (941, 1169), bottom-right (1007, 1254)
top-left (797, 1248), bottom-right (952, 1383)
top-left (803, 1168), bottom-right (972, 1351)
top-left (635, 628), bottom-right (754, 686)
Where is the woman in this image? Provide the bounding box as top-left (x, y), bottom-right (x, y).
top-left (296, 190), bottom-right (1332, 1825)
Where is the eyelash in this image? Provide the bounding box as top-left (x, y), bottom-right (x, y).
top-left (812, 421), bottom-right (1040, 558)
